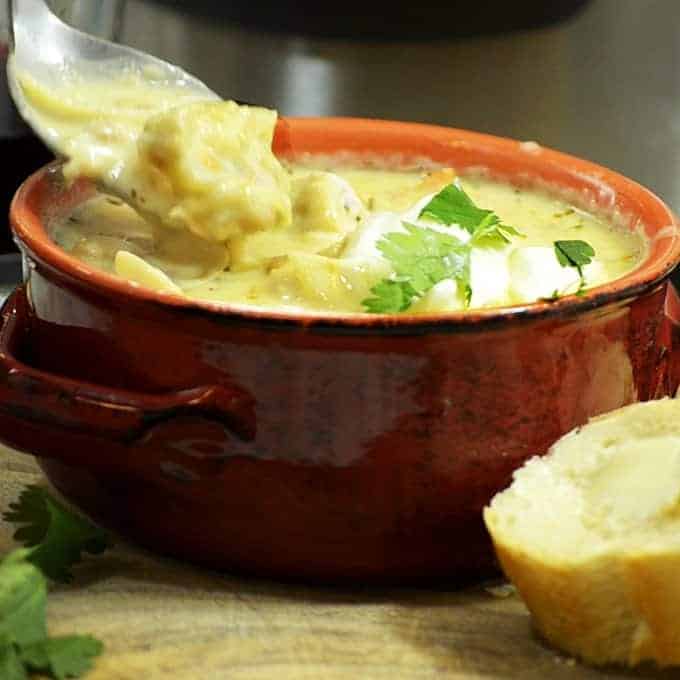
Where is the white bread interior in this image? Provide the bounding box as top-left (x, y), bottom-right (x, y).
top-left (483, 397), bottom-right (680, 667)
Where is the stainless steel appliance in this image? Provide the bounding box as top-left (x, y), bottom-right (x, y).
top-left (119, 0), bottom-right (680, 216)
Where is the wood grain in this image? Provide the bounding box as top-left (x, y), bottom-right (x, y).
top-left (0, 446), bottom-right (675, 680)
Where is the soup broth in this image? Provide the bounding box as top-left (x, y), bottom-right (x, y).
top-left (52, 161), bottom-right (645, 314)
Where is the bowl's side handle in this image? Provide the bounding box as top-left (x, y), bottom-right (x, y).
top-left (0, 286), bottom-right (256, 464)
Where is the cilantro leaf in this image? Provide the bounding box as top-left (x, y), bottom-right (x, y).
top-left (0, 633), bottom-right (28, 680)
top-left (364, 184), bottom-right (523, 313)
top-left (0, 549), bottom-right (104, 679)
top-left (553, 240), bottom-right (595, 273)
top-left (20, 636), bottom-right (104, 680)
top-left (470, 216), bottom-right (522, 247)
top-left (420, 182), bottom-right (523, 250)
top-left (0, 497), bottom-right (107, 679)
top-left (377, 223), bottom-right (468, 293)
top-left (362, 223), bottom-right (468, 313)
top-left (4, 486), bottom-right (112, 583)
top-left (0, 550), bottom-right (47, 647)
top-left (554, 239), bottom-right (596, 294)
top-left (419, 184), bottom-right (498, 233)
top-left (362, 279), bottom-right (418, 313)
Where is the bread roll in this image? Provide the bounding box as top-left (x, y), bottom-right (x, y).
top-left (484, 398), bottom-right (680, 667)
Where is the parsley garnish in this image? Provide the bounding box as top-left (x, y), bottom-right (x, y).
top-left (4, 485), bottom-right (111, 584)
top-left (0, 550), bottom-right (103, 679)
top-left (362, 279), bottom-right (418, 314)
top-left (554, 239), bottom-right (596, 293)
top-left (378, 223), bottom-right (468, 291)
top-left (20, 635), bottom-right (103, 680)
top-left (419, 184), bottom-right (522, 246)
top-left (362, 224), bottom-right (468, 313)
top-left (419, 184), bottom-right (493, 232)
top-left (362, 183), bottom-right (519, 313)
top-left (0, 486), bottom-right (110, 678)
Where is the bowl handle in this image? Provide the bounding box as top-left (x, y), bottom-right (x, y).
top-left (0, 286), bottom-right (255, 462)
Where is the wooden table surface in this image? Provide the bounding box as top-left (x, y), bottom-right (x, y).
top-left (0, 446), bottom-right (675, 680)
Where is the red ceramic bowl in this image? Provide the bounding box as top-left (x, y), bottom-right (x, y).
top-left (2, 118), bottom-right (680, 584)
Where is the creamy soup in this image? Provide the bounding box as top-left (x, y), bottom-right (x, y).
top-left (51, 164), bottom-right (644, 313)
top-left (13, 66), bottom-right (645, 314)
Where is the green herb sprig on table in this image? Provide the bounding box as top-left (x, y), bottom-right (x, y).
top-left (362, 183), bottom-right (521, 313)
top-left (0, 486), bottom-right (111, 679)
top-left (4, 485), bottom-right (111, 584)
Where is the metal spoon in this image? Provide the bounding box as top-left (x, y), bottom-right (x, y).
top-left (7, 0), bottom-right (223, 228)
top-left (8, 0), bottom-right (219, 156)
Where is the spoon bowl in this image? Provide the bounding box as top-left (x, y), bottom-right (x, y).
top-left (8, 0), bottom-right (219, 156)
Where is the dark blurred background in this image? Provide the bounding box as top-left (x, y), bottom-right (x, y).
top-left (1, 0), bottom-right (678, 254)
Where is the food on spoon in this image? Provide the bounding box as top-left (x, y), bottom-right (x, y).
top-left (484, 398), bottom-right (680, 667)
top-left (13, 69), bottom-right (206, 190)
top-left (133, 102), bottom-right (292, 242)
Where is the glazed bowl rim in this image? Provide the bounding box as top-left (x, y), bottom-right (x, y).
top-left (10, 116), bottom-right (680, 331)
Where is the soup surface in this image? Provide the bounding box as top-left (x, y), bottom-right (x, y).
top-left (13, 66), bottom-right (645, 313)
top-left (52, 162), bottom-right (645, 313)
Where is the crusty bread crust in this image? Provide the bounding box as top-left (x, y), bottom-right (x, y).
top-left (487, 538), bottom-right (680, 666)
top-left (484, 398), bottom-right (680, 667)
